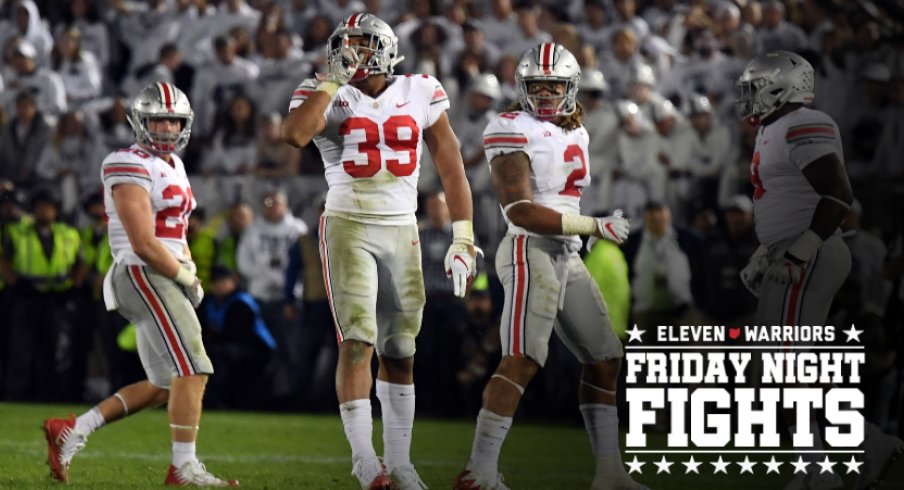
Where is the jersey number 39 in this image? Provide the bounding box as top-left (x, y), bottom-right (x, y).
top-left (340, 116), bottom-right (419, 178)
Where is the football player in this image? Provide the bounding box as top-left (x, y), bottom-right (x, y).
top-left (282, 13), bottom-right (478, 490)
top-left (42, 83), bottom-right (238, 487)
top-left (736, 51), bottom-right (903, 490)
top-left (453, 43), bottom-right (645, 490)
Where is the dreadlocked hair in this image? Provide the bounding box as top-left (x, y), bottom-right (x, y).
top-left (505, 101), bottom-right (585, 131)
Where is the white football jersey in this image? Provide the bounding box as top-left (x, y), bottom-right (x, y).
top-left (750, 108), bottom-right (844, 246)
top-left (101, 145), bottom-right (196, 265)
top-left (288, 74), bottom-right (450, 225)
top-left (483, 111), bottom-right (591, 249)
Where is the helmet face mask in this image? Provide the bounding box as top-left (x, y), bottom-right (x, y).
top-left (735, 50), bottom-right (814, 121)
top-left (127, 82), bottom-right (193, 155)
top-left (328, 13), bottom-right (401, 82)
top-left (516, 43), bottom-right (581, 120)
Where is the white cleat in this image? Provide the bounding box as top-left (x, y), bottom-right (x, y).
top-left (351, 457), bottom-right (392, 490)
top-left (856, 429), bottom-right (904, 490)
top-left (164, 460), bottom-right (239, 486)
top-left (388, 463), bottom-right (428, 489)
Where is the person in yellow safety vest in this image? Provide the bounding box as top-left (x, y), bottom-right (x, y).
top-left (214, 201), bottom-right (253, 272)
top-left (187, 208), bottom-right (216, 291)
top-left (583, 235), bottom-right (631, 341)
top-left (0, 189), bottom-right (86, 401)
top-left (79, 192), bottom-right (110, 298)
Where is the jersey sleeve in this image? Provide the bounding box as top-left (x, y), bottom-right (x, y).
top-left (482, 114), bottom-right (533, 163)
top-left (101, 150), bottom-right (153, 193)
top-left (784, 111), bottom-right (842, 169)
top-left (423, 75), bottom-right (450, 127)
top-left (287, 78), bottom-right (319, 112)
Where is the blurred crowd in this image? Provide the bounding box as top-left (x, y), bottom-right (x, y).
top-left (0, 0), bottom-right (902, 432)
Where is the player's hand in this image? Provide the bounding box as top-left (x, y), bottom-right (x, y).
top-left (740, 245), bottom-right (769, 296)
top-left (182, 278), bottom-right (204, 308)
top-left (445, 243), bottom-right (483, 298)
top-left (593, 209), bottom-right (629, 244)
top-left (766, 252), bottom-right (808, 285)
top-left (325, 36), bottom-right (359, 86)
top-left (180, 259), bottom-right (197, 276)
top-left (175, 263), bottom-right (204, 308)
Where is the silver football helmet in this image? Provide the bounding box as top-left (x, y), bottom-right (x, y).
top-left (127, 82), bottom-right (193, 154)
top-left (328, 13), bottom-right (403, 81)
top-left (736, 50), bottom-right (814, 120)
top-left (515, 43), bottom-right (581, 120)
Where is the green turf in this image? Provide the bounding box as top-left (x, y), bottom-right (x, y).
top-left (1, 402), bottom-right (900, 489)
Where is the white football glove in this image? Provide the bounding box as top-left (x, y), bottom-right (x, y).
top-left (595, 209), bottom-right (630, 244)
top-left (174, 263), bottom-right (204, 308)
top-left (324, 35), bottom-right (359, 86)
top-left (740, 245), bottom-right (769, 296)
top-left (444, 242), bottom-right (483, 298)
top-left (182, 279), bottom-right (205, 308)
top-left (765, 254), bottom-right (808, 285)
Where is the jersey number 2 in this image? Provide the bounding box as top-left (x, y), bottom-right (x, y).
top-left (340, 116), bottom-right (420, 178)
top-left (560, 145), bottom-right (587, 197)
top-left (155, 185), bottom-right (193, 239)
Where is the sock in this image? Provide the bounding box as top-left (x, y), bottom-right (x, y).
top-left (467, 409), bottom-right (512, 476)
top-left (580, 404), bottom-right (619, 457)
top-left (789, 422), bottom-right (824, 464)
top-left (75, 407), bottom-right (105, 435)
top-left (376, 380), bottom-right (415, 469)
top-left (581, 403), bottom-right (633, 485)
top-left (340, 399), bottom-right (377, 462)
top-left (172, 441), bottom-right (197, 468)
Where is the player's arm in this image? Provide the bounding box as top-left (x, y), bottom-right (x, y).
top-left (802, 153), bottom-right (853, 240)
top-left (112, 183), bottom-right (186, 280)
top-left (281, 90), bottom-right (330, 148)
top-left (425, 112), bottom-right (473, 223)
top-left (491, 152), bottom-right (629, 243)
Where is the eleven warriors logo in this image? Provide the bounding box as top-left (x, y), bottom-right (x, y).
top-left (622, 324), bottom-right (866, 479)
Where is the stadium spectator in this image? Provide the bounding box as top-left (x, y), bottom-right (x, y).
top-left (2, 40), bottom-right (67, 118)
top-left (97, 93), bottom-right (134, 151)
top-left (34, 110), bottom-right (107, 217)
top-left (200, 92), bottom-right (258, 212)
top-left (202, 265), bottom-right (276, 410)
top-left (1, 188), bottom-right (84, 401)
top-left (237, 189), bottom-right (307, 400)
top-left (204, 0), bottom-right (261, 43)
top-left (51, 27), bottom-right (101, 106)
top-left (255, 112), bottom-right (301, 178)
top-left (187, 208), bottom-right (216, 290)
top-left (215, 201), bottom-right (253, 272)
top-left (651, 99), bottom-right (695, 224)
top-left (610, 0), bottom-right (650, 41)
top-left (687, 94), bottom-right (734, 213)
top-left (56, 0), bottom-right (110, 72)
top-left (599, 27), bottom-right (642, 100)
top-left (756, 0), bottom-right (808, 54)
top-left (610, 100), bottom-right (662, 224)
top-left (498, 2), bottom-right (551, 57)
top-left (579, 68), bottom-right (619, 215)
top-left (252, 28), bottom-right (311, 120)
top-left (0, 89), bottom-right (52, 186)
top-left (112, 0), bottom-right (180, 77)
top-left (480, 0), bottom-right (518, 51)
top-left (121, 43), bottom-right (187, 103)
top-left (0, 0), bottom-right (54, 67)
top-left (691, 194), bottom-right (758, 326)
top-left (576, 0), bottom-right (610, 55)
top-left (189, 35), bottom-right (259, 138)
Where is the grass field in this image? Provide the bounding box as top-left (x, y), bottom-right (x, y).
top-left (1, 402), bottom-right (900, 489)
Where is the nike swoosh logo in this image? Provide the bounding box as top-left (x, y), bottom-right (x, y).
top-left (605, 222), bottom-right (619, 241)
top-left (396, 101), bottom-right (410, 108)
top-left (454, 256), bottom-right (469, 268)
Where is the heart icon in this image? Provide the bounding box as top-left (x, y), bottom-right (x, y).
top-left (729, 327), bottom-right (741, 340)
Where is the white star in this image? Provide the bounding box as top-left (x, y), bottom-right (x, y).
top-left (817, 456), bottom-right (836, 474)
top-left (737, 456), bottom-right (757, 474)
top-left (711, 456), bottom-right (730, 474)
top-left (654, 456), bottom-right (673, 474)
top-left (790, 456), bottom-right (810, 474)
top-left (842, 456), bottom-right (863, 474)
top-left (625, 456), bottom-right (645, 474)
top-left (763, 456), bottom-right (783, 474)
top-left (844, 324), bottom-right (863, 343)
top-left (627, 324), bottom-right (645, 343)
top-left (682, 456), bottom-right (702, 474)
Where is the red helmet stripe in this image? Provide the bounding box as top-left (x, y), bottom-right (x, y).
top-left (542, 43), bottom-right (553, 75)
top-left (347, 13), bottom-right (360, 28)
top-left (159, 82), bottom-right (174, 112)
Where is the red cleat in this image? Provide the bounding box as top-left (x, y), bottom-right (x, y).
top-left (351, 457), bottom-right (392, 490)
top-left (43, 414), bottom-right (86, 483)
top-left (453, 468), bottom-right (510, 490)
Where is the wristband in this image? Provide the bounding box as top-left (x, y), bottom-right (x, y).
top-left (316, 81), bottom-right (340, 97)
top-left (174, 266), bottom-right (197, 288)
top-left (786, 230), bottom-right (823, 262)
top-left (561, 213), bottom-right (597, 236)
top-left (452, 220), bottom-right (474, 245)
